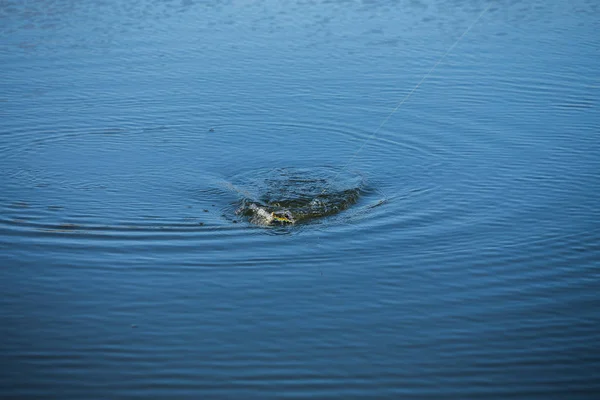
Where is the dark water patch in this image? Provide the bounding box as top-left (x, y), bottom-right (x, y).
top-left (231, 167), bottom-right (364, 225)
top-left (218, 167), bottom-right (390, 234)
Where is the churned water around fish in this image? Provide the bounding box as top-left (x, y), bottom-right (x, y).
top-left (229, 167), bottom-right (376, 227)
top-left (1, 0), bottom-right (599, 398)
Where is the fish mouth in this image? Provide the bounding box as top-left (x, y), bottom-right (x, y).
top-left (270, 210), bottom-right (295, 224)
top-left (236, 203), bottom-right (296, 225)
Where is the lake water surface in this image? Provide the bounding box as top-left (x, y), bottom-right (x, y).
top-left (1, 0), bottom-right (599, 398)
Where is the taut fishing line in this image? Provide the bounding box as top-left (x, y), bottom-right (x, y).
top-left (318, 3), bottom-right (492, 198)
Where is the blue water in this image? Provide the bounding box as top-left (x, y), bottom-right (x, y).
top-left (1, 0), bottom-right (599, 398)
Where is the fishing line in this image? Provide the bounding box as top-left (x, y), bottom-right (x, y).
top-left (319, 3), bottom-right (492, 197)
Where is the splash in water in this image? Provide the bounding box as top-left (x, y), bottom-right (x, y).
top-left (230, 167), bottom-right (363, 226)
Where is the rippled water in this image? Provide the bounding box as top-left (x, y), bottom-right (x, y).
top-left (1, 0), bottom-right (599, 398)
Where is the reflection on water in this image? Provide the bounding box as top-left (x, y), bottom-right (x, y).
top-left (1, 0), bottom-right (599, 398)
